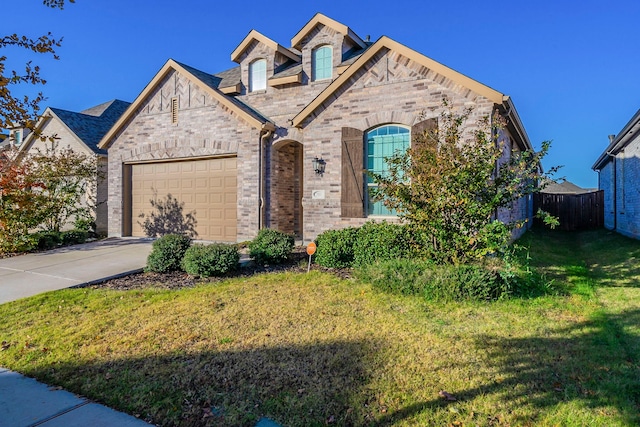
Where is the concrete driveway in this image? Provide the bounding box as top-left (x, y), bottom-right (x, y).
top-left (0, 238), bottom-right (153, 304)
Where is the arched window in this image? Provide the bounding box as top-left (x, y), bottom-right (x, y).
top-left (249, 59), bottom-right (266, 92)
top-left (312, 45), bottom-right (332, 81)
top-left (365, 125), bottom-right (410, 216)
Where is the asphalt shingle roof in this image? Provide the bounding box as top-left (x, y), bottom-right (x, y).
top-left (174, 61), bottom-right (273, 125)
top-left (51, 100), bottom-right (130, 155)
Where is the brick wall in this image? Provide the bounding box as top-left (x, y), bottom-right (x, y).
top-left (599, 161), bottom-right (615, 230)
top-left (106, 27), bottom-right (530, 244)
top-left (614, 136), bottom-right (640, 238)
top-left (106, 70), bottom-right (260, 241)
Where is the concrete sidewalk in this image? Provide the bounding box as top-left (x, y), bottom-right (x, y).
top-left (0, 368), bottom-right (151, 427)
top-left (0, 238), bottom-right (153, 304)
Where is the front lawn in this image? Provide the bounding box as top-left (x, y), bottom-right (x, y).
top-left (1, 228), bottom-right (639, 426)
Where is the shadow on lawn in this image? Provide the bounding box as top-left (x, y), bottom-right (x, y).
top-left (29, 339), bottom-right (383, 426)
top-left (374, 308), bottom-right (640, 426)
top-left (28, 309), bottom-right (640, 427)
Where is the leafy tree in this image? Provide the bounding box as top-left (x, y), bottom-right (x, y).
top-left (0, 146), bottom-right (97, 252)
top-left (370, 101), bottom-right (557, 264)
top-left (1, 0), bottom-right (74, 134)
top-left (0, 151), bottom-right (46, 251)
top-left (28, 146), bottom-right (98, 232)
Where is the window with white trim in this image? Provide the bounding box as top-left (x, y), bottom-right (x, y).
top-left (249, 59), bottom-right (267, 92)
top-left (312, 45), bottom-right (332, 81)
top-left (366, 125), bottom-right (410, 216)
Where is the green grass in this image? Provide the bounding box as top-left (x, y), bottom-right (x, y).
top-left (1, 228), bottom-right (639, 426)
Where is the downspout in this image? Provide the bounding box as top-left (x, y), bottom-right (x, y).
top-left (258, 127), bottom-right (273, 230)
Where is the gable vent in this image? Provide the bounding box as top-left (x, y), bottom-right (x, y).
top-left (171, 97), bottom-right (179, 124)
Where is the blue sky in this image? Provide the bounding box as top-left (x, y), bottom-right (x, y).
top-left (4, 0), bottom-right (640, 188)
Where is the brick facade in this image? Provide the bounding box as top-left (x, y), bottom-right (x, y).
top-left (594, 109), bottom-right (640, 239)
top-left (101, 14), bottom-right (534, 243)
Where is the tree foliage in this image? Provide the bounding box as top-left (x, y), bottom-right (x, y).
top-left (1, 0), bottom-right (74, 132)
top-left (370, 101), bottom-right (557, 264)
top-left (0, 146), bottom-right (97, 252)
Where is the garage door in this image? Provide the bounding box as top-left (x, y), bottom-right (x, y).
top-left (130, 157), bottom-right (237, 241)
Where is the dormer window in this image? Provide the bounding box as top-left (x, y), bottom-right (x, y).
top-left (249, 59), bottom-right (267, 92)
top-left (13, 130), bottom-right (22, 146)
top-left (312, 45), bottom-right (332, 81)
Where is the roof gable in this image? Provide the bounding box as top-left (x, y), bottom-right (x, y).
top-left (291, 36), bottom-right (505, 128)
top-left (20, 100), bottom-right (130, 155)
top-left (291, 13), bottom-right (366, 50)
top-left (593, 109), bottom-right (640, 170)
top-left (231, 29), bottom-right (301, 63)
top-left (98, 59), bottom-right (274, 150)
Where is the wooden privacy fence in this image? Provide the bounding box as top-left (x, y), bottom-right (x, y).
top-left (533, 190), bottom-right (604, 231)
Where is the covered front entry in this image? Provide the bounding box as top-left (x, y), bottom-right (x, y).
top-left (128, 157), bottom-right (237, 241)
top-left (269, 140), bottom-right (303, 238)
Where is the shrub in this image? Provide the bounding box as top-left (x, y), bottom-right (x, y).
top-left (146, 233), bottom-right (192, 273)
top-left (182, 243), bottom-right (239, 277)
top-left (355, 258), bottom-right (511, 302)
top-left (74, 217), bottom-right (96, 234)
top-left (353, 221), bottom-right (413, 267)
top-left (355, 258), bottom-right (432, 295)
top-left (315, 227), bottom-right (359, 268)
top-left (249, 228), bottom-right (294, 265)
top-left (34, 231), bottom-right (63, 250)
top-left (61, 229), bottom-right (89, 246)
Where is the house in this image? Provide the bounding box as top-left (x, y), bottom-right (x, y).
top-left (593, 109), bottom-right (640, 238)
top-left (18, 100), bottom-right (131, 233)
top-left (98, 13), bottom-right (534, 243)
top-left (540, 179), bottom-right (594, 195)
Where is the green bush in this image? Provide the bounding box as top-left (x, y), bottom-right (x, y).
top-left (249, 228), bottom-right (294, 265)
top-left (182, 243), bottom-right (239, 277)
top-left (74, 217), bottom-right (96, 234)
top-left (355, 258), bottom-right (511, 302)
top-left (315, 227), bottom-right (359, 268)
top-left (61, 229), bottom-right (89, 246)
top-left (353, 221), bottom-right (413, 267)
top-left (146, 234), bottom-right (192, 273)
top-left (34, 231), bottom-right (63, 250)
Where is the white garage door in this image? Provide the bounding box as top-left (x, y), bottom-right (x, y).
top-left (131, 157), bottom-right (237, 241)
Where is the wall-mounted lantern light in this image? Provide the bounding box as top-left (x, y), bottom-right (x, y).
top-left (312, 157), bottom-right (326, 175)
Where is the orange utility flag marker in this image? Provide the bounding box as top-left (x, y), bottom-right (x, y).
top-left (306, 242), bottom-right (316, 272)
top-left (306, 242), bottom-right (317, 255)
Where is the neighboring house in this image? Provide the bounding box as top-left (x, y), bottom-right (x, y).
top-left (540, 179), bottom-right (594, 195)
top-left (98, 13), bottom-right (534, 243)
top-left (18, 100), bottom-right (131, 234)
top-left (593, 109), bottom-right (640, 238)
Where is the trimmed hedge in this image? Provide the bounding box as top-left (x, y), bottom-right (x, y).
top-left (146, 234), bottom-right (192, 273)
top-left (315, 227), bottom-right (359, 268)
top-left (352, 221), bottom-right (413, 267)
top-left (355, 258), bottom-right (510, 301)
top-left (34, 231), bottom-right (62, 250)
top-left (61, 230), bottom-right (89, 245)
top-left (249, 228), bottom-right (294, 265)
top-left (182, 243), bottom-right (239, 277)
